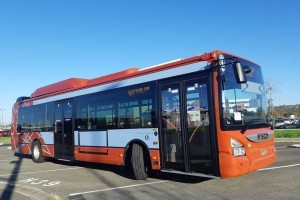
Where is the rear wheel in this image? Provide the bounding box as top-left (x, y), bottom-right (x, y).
top-left (131, 143), bottom-right (148, 180)
top-left (31, 140), bottom-right (44, 163)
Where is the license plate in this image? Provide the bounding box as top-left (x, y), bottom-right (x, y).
top-left (257, 133), bottom-right (269, 140)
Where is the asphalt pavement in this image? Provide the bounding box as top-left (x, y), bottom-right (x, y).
top-left (0, 141), bottom-right (299, 200)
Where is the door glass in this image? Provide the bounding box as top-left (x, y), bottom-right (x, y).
top-left (63, 101), bottom-right (73, 157)
top-left (186, 81), bottom-right (212, 170)
top-left (54, 103), bottom-right (63, 157)
top-left (161, 85), bottom-right (184, 164)
top-left (54, 101), bottom-right (74, 158)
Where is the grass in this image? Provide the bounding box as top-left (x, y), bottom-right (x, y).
top-left (0, 130), bottom-right (298, 144)
top-left (0, 137), bottom-right (11, 144)
top-left (274, 129), bottom-right (300, 138)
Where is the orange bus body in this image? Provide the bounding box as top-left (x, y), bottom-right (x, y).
top-left (11, 50), bottom-right (276, 179)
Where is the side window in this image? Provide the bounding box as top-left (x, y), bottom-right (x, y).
top-left (75, 91), bottom-right (117, 131)
top-left (96, 103), bottom-right (116, 129)
top-left (76, 96), bottom-right (88, 130)
top-left (88, 104), bottom-right (97, 130)
top-left (31, 104), bottom-right (46, 132)
top-left (45, 103), bottom-right (54, 131)
top-left (18, 103), bottom-right (51, 132)
top-left (118, 100), bottom-right (140, 128)
top-left (117, 82), bottom-right (156, 128)
top-left (18, 107), bottom-right (31, 132)
top-left (141, 99), bottom-right (153, 127)
top-left (75, 82), bottom-right (157, 130)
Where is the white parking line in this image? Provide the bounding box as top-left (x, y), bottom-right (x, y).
top-left (69, 180), bottom-right (169, 197)
top-left (276, 146), bottom-right (287, 149)
top-left (291, 144), bottom-right (300, 148)
top-left (258, 163), bottom-right (300, 171)
top-left (0, 167), bottom-right (83, 177)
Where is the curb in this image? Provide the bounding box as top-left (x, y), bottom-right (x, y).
top-left (275, 138), bottom-right (300, 143)
top-left (0, 143), bottom-right (11, 146)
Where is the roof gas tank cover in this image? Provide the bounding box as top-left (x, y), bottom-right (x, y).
top-left (87, 68), bottom-right (140, 86)
top-left (31, 78), bottom-right (88, 98)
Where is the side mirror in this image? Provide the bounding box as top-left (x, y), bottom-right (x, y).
top-left (233, 62), bottom-right (247, 84)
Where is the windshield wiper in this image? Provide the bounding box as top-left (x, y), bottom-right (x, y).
top-left (241, 121), bottom-right (271, 134)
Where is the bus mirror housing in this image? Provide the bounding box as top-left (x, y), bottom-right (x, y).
top-left (233, 62), bottom-right (247, 84)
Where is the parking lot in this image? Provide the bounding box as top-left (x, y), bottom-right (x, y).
top-left (0, 143), bottom-right (299, 200)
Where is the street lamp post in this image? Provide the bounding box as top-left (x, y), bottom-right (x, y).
top-left (0, 109), bottom-right (6, 130)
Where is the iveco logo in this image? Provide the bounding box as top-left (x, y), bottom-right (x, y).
top-left (257, 133), bottom-right (269, 140)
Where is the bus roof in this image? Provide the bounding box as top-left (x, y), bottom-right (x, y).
top-left (30, 51), bottom-right (219, 99)
top-left (28, 50), bottom-right (255, 100)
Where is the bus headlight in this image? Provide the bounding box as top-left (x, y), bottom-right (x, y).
top-left (231, 138), bottom-right (246, 157)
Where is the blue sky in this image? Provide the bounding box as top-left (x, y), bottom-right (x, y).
top-left (0, 0), bottom-right (299, 124)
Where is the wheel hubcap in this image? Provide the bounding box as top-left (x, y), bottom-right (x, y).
top-left (34, 145), bottom-right (40, 159)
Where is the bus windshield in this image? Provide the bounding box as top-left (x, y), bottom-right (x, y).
top-left (220, 55), bottom-right (268, 130)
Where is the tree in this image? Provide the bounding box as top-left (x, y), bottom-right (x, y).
top-left (265, 78), bottom-right (279, 121)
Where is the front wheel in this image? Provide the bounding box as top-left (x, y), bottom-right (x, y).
top-left (31, 140), bottom-right (44, 163)
top-left (131, 143), bottom-right (148, 180)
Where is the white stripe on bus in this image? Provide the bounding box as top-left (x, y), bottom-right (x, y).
top-left (74, 128), bottom-right (160, 149)
top-left (75, 131), bottom-right (107, 146)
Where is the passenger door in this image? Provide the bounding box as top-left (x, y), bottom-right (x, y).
top-left (54, 100), bottom-right (74, 159)
top-left (159, 76), bottom-right (214, 174)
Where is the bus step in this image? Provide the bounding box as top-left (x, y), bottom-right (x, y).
top-left (161, 170), bottom-right (220, 179)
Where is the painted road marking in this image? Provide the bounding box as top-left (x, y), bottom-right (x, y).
top-left (258, 163), bottom-right (300, 171)
top-left (69, 180), bottom-right (169, 197)
top-left (19, 177), bottom-right (61, 187)
top-left (277, 144), bottom-right (300, 149)
top-left (0, 181), bottom-right (64, 200)
top-left (0, 167), bottom-right (82, 177)
top-left (276, 146), bottom-right (287, 149)
top-left (291, 144), bottom-right (300, 148)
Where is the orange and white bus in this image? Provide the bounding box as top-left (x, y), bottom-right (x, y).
top-left (11, 50), bottom-right (276, 179)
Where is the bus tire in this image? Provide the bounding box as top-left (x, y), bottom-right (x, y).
top-left (131, 143), bottom-right (148, 180)
top-left (31, 140), bottom-right (44, 163)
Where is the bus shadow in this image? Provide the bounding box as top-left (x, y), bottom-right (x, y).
top-left (66, 162), bottom-right (212, 200)
top-left (0, 157), bottom-right (23, 200)
top-left (10, 154), bottom-right (213, 184)
top-left (14, 152), bottom-right (32, 159)
top-left (149, 171), bottom-right (212, 183)
top-left (49, 159), bottom-right (137, 179)
top-left (48, 158), bottom-right (212, 184)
